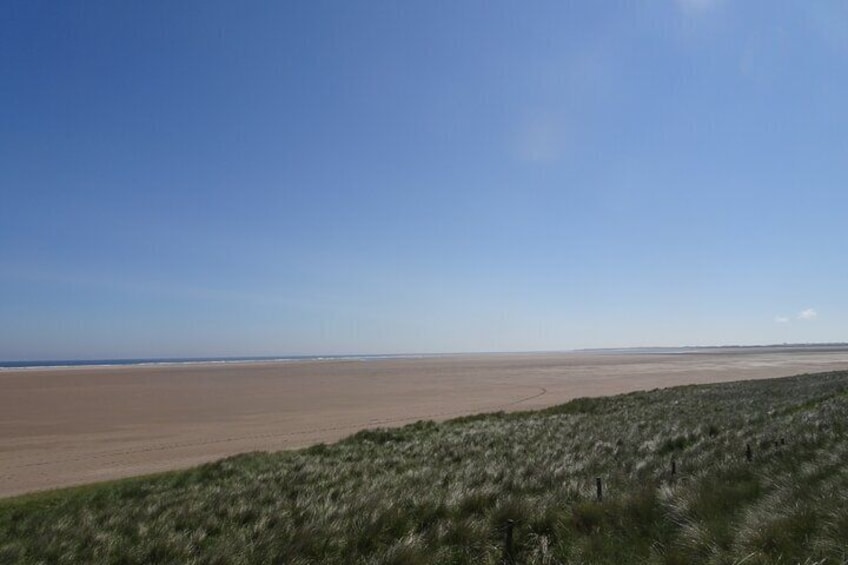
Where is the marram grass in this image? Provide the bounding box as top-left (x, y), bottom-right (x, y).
top-left (3, 371), bottom-right (848, 563)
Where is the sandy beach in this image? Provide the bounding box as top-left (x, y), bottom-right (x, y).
top-left (3, 347), bottom-right (848, 499)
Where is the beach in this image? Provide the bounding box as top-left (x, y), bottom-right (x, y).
top-left (3, 347), bottom-right (848, 499)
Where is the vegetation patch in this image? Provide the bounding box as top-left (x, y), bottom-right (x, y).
top-left (3, 370), bottom-right (848, 563)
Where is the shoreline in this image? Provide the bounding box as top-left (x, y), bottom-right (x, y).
top-left (5, 343), bottom-right (848, 372)
top-left (0, 353), bottom-right (438, 372)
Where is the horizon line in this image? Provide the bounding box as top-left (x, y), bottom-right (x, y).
top-left (4, 341), bottom-right (848, 366)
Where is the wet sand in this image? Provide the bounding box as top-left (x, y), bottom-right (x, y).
top-left (3, 347), bottom-right (848, 498)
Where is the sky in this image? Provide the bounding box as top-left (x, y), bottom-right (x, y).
top-left (2, 1), bottom-right (847, 360)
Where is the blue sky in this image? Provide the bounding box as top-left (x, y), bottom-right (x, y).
top-left (2, 1), bottom-right (847, 360)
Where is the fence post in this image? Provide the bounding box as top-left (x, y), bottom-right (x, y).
top-left (596, 477), bottom-right (603, 502)
top-left (671, 459), bottom-right (676, 476)
top-left (746, 443), bottom-right (752, 462)
top-left (502, 519), bottom-right (514, 564)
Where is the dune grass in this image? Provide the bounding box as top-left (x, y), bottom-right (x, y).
top-left (3, 370), bottom-right (848, 563)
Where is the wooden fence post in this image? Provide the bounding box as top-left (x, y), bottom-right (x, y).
top-left (746, 443), bottom-right (752, 462)
top-left (596, 477), bottom-right (603, 502)
top-left (671, 459), bottom-right (676, 476)
top-left (502, 519), bottom-right (514, 564)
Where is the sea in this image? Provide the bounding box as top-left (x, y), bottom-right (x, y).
top-left (0, 354), bottom-right (428, 371)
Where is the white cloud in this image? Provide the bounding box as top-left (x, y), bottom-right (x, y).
top-left (798, 308), bottom-right (817, 321)
top-left (774, 316), bottom-right (790, 324)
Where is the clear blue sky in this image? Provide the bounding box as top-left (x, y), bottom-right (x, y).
top-left (2, 1), bottom-right (847, 360)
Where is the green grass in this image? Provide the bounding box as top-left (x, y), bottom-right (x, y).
top-left (3, 370), bottom-right (848, 563)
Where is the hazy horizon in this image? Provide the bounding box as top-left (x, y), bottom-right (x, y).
top-left (3, 2), bottom-right (846, 360)
top-left (6, 342), bottom-right (848, 365)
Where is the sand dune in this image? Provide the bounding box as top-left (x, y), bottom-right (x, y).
top-left (3, 347), bottom-right (848, 498)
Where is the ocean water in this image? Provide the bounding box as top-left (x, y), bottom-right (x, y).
top-left (0, 354), bottom-right (427, 370)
